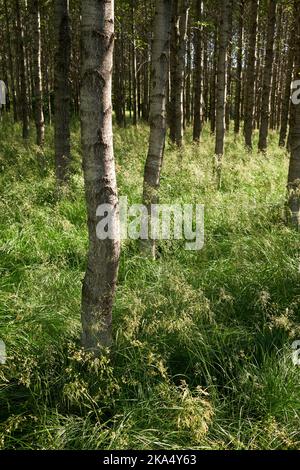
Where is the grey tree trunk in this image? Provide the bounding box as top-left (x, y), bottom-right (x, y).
top-left (287, 0), bottom-right (300, 230)
top-left (279, 22), bottom-right (295, 147)
top-left (15, 0), bottom-right (29, 139)
top-left (4, 0), bottom-right (18, 122)
top-left (81, 0), bottom-right (120, 353)
top-left (31, 0), bottom-right (45, 146)
top-left (170, 0), bottom-right (189, 147)
top-left (258, 0), bottom-right (276, 152)
top-left (234, 0), bottom-right (244, 135)
top-left (142, 0), bottom-right (172, 258)
top-left (54, 0), bottom-right (71, 184)
top-left (192, 0), bottom-right (202, 142)
top-left (243, 0), bottom-right (258, 150)
top-left (214, 0), bottom-right (230, 162)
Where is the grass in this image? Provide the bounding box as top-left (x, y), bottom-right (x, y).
top-left (0, 116), bottom-right (300, 449)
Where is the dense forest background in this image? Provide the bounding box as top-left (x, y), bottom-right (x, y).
top-left (0, 0), bottom-right (300, 450)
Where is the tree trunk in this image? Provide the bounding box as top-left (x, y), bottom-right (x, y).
top-left (81, 0), bottom-right (120, 353)
top-left (234, 0), bottom-right (244, 135)
top-left (193, 0), bottom-right (202, 142)
top-left (15, 0), bottom-right (29, 139)
top-left (210, 24), bottom-right (217, 134)
top-left (4, 0), bottom-right (18, 122)
top-left (170, 0), bottom-right (189, 147)
top-left (243, 0), bottom-right (258, 150)
top-left (142, 0), bottom-right (172, 258)
top-left (131, 3), bottom-right (138, 125)
top-left (257, 0), bottom-right (276, 152)
top-left (279, 22), bottom-right (295, 147)
top-left (214, 0), bottom-right (230, 160)
top-left (31, 0), bottom-right (45, 146)
top-left (54, 0), bottom-right (71, 184)
top-left (287, 0), bottom-right (300, 229)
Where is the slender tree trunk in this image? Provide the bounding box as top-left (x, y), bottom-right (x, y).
top-left (243, 0), bottom-right (258, 150)
top-left (4, 0), bottom-right (17, 122)
top-left (270, 5), bottom-right (282, 130)
top-left (54, 0), bottom-right (71, 184)
top-left (258, 0), bottom-right (276, 152)
top-left (131, 3), bottom-right (138, 126)
top-left (279, 23), bottom-right (295, 147)
top-left (81, 0), bottom-right (120, 353)
top-left (234, 0), bottom-right (244, 135)
top-left (114, 34), bottom-right (125, 126)
top-left (287, 0), bottom-right (300, 230)
top-left (185, 24), bottom-right (191, 126)
top-left (193, 0), bottom-right (202, 142)
top-left (142, 0), bottom-right (172, 258)
top-left (225, 4), bottom-right (233, 132)
top-left (15, 0), bottom-right (29, 139)
top-left (210, 24), bottom-right (217, 134)
top-left (214, 0), bottom-right (230, 163)
top-left (31, 0), bottom-right (45, 146)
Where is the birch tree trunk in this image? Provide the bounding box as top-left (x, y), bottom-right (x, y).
top-left (287, 0), bottom-right (300, 230)
top-left (31, 0), bottom-right (45, 146)
top-left (54, 0), bottom-right (71, 184)
top-left (214, 0), bottom-right (230, 183)
top-left (193, 0), bottom-right (202, 142)
top-left (243, 0), bottom-right (258, 150)
top-left (279, 22), bottom-right (295, 147)
top-left (234, 0), bottom-right (244, 135)
top-left (258, 0), bottom-right (276, 152)
top-left (4, 0), bottom-right (18, 122)
top-left (142, 0), bottom-right (172, 258)
top-left (15, 0), bottom-right (29, 139)
top-left (170, 0), bottom-right (189, 147)
top-left (81, 0), bottom-right (120, 353)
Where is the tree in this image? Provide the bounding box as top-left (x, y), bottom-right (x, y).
top-left (54, 0), bottom-right (71, 184)
top-left (142, 0), bottom-right (172, 258)
top-left (214, 0), bottom-right (230, 187)
top-left (258, 0), bottom-right (276, 152)
top-left (15, 0), bottom-right (29, 139)
top-left (234, 0), bottom-right (244, 135)
top-left (81, 0), bottom-right (120, 353)
top-left (287, 0), bottom-right (300, 230)
top-left (279, 17), bottom-right (295, 147)
top-left (192, 0), bottom-right (202, 142)
top-left (31, 0), bottom-right (45, 146)
top-left (243, 0), bottom-right (258, 150)
top-left (170, 0), bottom-right (190, 147)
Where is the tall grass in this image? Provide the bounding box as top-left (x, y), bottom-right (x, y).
top-left (0, 118), bottom-right (299, 449)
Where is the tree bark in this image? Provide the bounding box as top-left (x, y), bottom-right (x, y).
top-left (54, 0), bottom-right (71, 184)
top-left (234, 0), bottom-right (244, 135)
top-left (258, 0), bottom-right (276, 152)
top-left (15, 0), bottom-right (29, 139)
top-left (214, 0), bottom-right (230, 157)
top-left (81, 0), bottom-right (120, 353)
top-left (243, 0), bottom-right (258, 150)
top-left (31, 0), bottom-right (45, 146)
top-left (142, 0), bottom-right (172, 258)
top-left (193, 0), bottom-right (202, 142)
top-left (287, 0), bottom-right (300, 229)
top-left (279, 22), bottom-right (295, 147)
top-left (170, 0), bottom-right (189, 147)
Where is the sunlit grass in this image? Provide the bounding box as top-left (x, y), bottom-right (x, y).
top-left (0, 116), bottom-right (300, 449)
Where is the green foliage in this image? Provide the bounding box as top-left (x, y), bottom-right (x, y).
top-left (0, 119), bottom-right (300, 449)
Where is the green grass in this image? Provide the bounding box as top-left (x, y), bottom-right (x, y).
top-left (0, 117), bottom-right (300, 449)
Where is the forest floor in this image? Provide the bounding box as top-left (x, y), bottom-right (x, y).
top-left (0, 119), bottom-right (300, 449)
